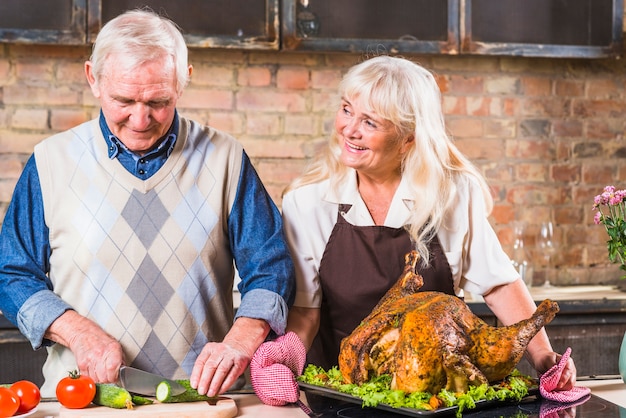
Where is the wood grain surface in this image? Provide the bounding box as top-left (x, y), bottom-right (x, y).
top-left (58, 397), bottom-right (237, 418)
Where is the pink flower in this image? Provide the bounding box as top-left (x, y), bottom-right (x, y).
top-left (594, 211), bottom-right (602, 225)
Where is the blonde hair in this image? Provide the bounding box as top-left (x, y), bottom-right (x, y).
top-left (285, 56), bottom-right (493, 265)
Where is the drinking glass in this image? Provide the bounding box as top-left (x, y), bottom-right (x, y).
top-left (537, 221), bottom-right (556, 287)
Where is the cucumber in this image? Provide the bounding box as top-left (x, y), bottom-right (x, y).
top-left (155, 380), bottom-right (219, 403)
top-left (93, 383), bottom-right (133, 409)
top-left (131, 394), bottom-right (154, 405)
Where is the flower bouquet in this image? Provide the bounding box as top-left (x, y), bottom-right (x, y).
top-left (592, 186), bottom-right (626, 278)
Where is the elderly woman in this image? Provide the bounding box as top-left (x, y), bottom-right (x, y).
top-left (250, 56), bottom-right (576, 406)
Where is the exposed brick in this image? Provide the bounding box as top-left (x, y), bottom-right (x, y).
top-left (581, 164), bottom-right (615, 184)
top-left (506, 185), bottom-right (561, 206)
top-left (448, 75), bottom-right (483, 95)
top-left (516, 163), bottom-right (548, 182)
top-left (572, 142), bottom-right (603, 158)
top-left (522, 98), bottom-right (570, 117)
top-left (0, 179), bottom-right (18, 203)
top-left (237, 90), bottom-right (306, 112)
top-left (4, 85), bottom-right (80, 106)
top-left (485, 76), bottom-right (521, 95)
top-left (311, 69), bottom-right (342, 89)
top-left (553, 119), bottom-right (583, 137)
top-left (484, 118), bottom-right (516, 138)
top-left (276, 67), bottom-right (310, 90)
top-left (508, 138), bottom-right (553, 159)
top-left (178, 88), bottom-right (234, 110)
top-left (455, 138), bottom-right (505, 160)
top-left (586, 79), bottom-right (622, 99)
top-left (491, 204), bottom-right (515, 224)
top-left (586, 119), bottom-right (624, 140)
top-left (0, 157), bottom-right (25, 179)
top-left (0, 59), bottom-right (11, 85)
top-left (190, 65), bottom-right (234, 87)
top-left (12, 108), bottom-right (48, 130)
top-left (433, 74), bottom-right (449, 94)
top-left (522, 77), bottom-right (552, 96)
top-left (15, 61), bottom-right (54, 84)
top-left (237, 67), bottom-right (272, 87)
top-left (1, 46), bottom-right (626, 284)
top-left (489, 98), bottom-right (519, 117)
top-left (520, 119), bottom-right (550, 138)
top-left (446, 118), bottom-right (483, 138)
top-left (555, 80), bottom-right (584, 97)
top-left (245, 114), bottom-right (282, 136)
top-left (312, 91), bottom-right (340, 113)
top-left (552, 163), bottom-right (581, 183)
top-left (554, 206), bottom-right (584, 225)
top-left (240, 139), bottom-right (308, 159)
top-left (56, 62), bottom-right (87, 85)
top-left (50, 109), bottom-right (89, 131)
top-left (256, 158), bottom-right (308, 184)
top-left (207, 112), bottom-right (245, 135)
top-left (573, 99), bottom-right (626, 118)
top-left (466, 97), bottom-right (492, 116)
top-left (442, 96), bottom-right (466, 115)
top-left (284, 115), bottom-right (316, 135)
top-left (0, 130), bottom-right (45, 153)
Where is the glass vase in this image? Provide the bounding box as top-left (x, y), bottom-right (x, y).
top-left (618, 333), bottom-right (626, 382)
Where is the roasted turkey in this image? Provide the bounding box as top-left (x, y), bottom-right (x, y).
top-left (338, 251), bottom-right (559, 394)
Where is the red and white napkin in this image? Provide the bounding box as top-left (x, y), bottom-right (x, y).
top-left (539, 347), bottom-right (590, 402)
top-left (539, 347), bottom-right (591, 417)
top-left (249, 331), bottom-right (307, 406)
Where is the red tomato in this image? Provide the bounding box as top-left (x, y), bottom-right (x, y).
top-left (10, 380), bottom-right (41, 414)
top-left (0, 387), bottom-right (20, 418)
top-left (55, 371), bottom-right (96, 409)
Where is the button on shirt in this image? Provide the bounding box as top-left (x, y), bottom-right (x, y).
top-left (0, 112), bottom-right (295, 349)
top-left (101, 112), bottom-right (178, 180)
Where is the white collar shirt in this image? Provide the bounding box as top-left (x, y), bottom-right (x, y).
top-left (282, 169), bottom-right (518, 308)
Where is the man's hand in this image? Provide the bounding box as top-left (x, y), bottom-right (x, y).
top-left (190, 317), bottom-right (270, 397)
top-left (45, 310), bottom-right (124, 383)
top-left (190, 341), bottom-right (250, 397)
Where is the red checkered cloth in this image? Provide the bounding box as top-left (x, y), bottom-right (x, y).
top-left (539, 394), bottom-right (591, 418)
top-left (250, 331), bottom-right (307, 406)
top-left (539, 347), bottom-right (590, 402)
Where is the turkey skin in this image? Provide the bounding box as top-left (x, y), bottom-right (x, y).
top-left (338, 251), bottom-right (558, 394)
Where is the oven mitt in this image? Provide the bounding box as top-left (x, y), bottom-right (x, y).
top-left (539, 347), bottom-right (590, 402)
top-left (250, 331), bottom-right (307, 406)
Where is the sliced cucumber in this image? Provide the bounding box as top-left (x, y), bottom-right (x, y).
top-left (131, 394), bottom-right (154, 405)
top-left (155, 380), bottom-right (219, 403)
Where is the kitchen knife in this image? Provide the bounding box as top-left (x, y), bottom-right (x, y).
top-left (119, 366), bottom-right (187, 396)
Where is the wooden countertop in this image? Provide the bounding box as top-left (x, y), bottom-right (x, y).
top-left (28, 380), bottom-right (626, 417)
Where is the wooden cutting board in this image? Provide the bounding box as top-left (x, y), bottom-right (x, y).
top-left (59, 397), bottom-right (237, 418)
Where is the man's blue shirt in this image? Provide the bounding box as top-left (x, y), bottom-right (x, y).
top-left (0, 112), bottom-right (294, 348)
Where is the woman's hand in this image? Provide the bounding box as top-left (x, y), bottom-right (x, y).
top-left (533, 348), bottom-right (577, 390)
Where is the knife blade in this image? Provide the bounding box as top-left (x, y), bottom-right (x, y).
top-left (119, 366), bottom-right (187, 396)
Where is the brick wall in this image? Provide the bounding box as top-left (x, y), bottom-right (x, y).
top-left (1, 39), bottom-right (626, 286)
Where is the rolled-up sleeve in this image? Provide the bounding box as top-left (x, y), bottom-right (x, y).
top-left (0, 156), bottom-right (71, 349)
top-left (438, 177), bottom-right (519, 296)
top-left (228, 153), bottom-right (295, 335)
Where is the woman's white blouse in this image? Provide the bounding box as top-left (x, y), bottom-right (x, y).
top-left (281, 170), bottom-right (519, 308)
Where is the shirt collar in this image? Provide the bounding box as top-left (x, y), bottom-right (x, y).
top-left (323, 169), bottom-right (413, 227)
top-left (99, 111), bottom-right (179, 160)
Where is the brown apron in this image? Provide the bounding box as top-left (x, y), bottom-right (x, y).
top-left (307, 204), bottom-right (455, 369)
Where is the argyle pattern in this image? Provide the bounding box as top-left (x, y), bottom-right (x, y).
top-left (35, 117), bottom-right (242, 380)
